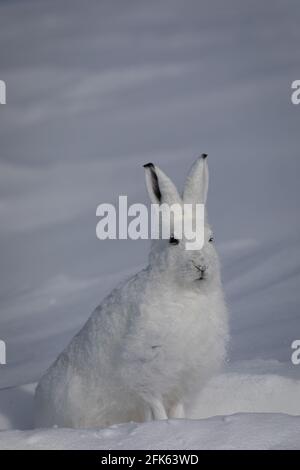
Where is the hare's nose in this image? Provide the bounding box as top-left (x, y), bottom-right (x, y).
top-left (199, 265), bottom-right (207, 273)
top-left (192, 261), bottom-right (208, 273)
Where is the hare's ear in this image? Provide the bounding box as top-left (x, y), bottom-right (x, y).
top-left (183, 154), bottom-right (209, 205)
top-left (143, 163), bottom-right (181, 205)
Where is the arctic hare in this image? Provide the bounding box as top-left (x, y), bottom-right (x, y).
top-left (35, 154), bottom-right (229, 428)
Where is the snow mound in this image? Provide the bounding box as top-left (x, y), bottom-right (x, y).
top-left (1, 362), bottom-right (299, 449)
top-left (191, 368), bottom-right (300, 418)
top-left (1, 414), bottom-right (300, 450)
top-left (1, 361), bottom-right (300, 432)
top-left (0, 384), bottom-right (35, 431)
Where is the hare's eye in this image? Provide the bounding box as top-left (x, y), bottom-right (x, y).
top-left (209, 236), bottom-right (214, 243)
top-left (169, 236), bottom-right (179, 245)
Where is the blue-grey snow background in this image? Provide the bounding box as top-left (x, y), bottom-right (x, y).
top-left (0, 0), bottom-right (300, 448)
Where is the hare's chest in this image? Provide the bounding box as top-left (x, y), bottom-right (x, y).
top-left (120, 291), bottom-right (226, 394)
top-left (138, 292), bottom-right (220, 361)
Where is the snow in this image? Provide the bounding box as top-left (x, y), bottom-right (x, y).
top-left (0, 0), bottom-right (300, 450)
top-left (0, 384), bottom-right (35, 431)
top-left (1, 362), bottom-right (300, 449)
top-left (1, 414), bottom-right (300, 450)
top-left (192, 363), bottom-right (300, 418)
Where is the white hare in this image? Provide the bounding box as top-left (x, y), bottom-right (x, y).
top-left (35, 154), bottom-right (229, 428)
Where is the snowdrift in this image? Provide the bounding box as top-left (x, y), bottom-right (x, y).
top-left (1, 363), bottom-right (300, 449)
top-left (1, 414), bottom-right (300, 450)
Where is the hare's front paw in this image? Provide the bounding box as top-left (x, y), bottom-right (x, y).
top-left (143, 396), bottom-right (168, 421)
top-left (168, 402), bottom-right (185, 419)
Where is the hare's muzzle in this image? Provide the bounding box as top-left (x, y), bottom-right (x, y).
top-left (193, 262), bottom-right (208, 280)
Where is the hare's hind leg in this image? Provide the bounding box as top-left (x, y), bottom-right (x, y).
top-left (168, 402), bottom-right (185, 419)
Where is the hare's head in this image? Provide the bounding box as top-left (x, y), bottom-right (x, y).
top-left (144, 154), bottom-right (221, 290)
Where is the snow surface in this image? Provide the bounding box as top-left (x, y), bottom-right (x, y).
top-left (1, 361), bottom-right (300, 449)
top-left (0, 0), bottom-right (300, 450)
top-left (1, 414), bottom-right (300, 450)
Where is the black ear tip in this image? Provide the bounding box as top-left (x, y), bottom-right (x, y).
top-left (202, 153), bottom-right (208, 159)
top-left (143, 162), bottom-right (155, 168)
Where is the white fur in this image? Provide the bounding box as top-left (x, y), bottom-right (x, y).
top-left (35, 155), bottom-right (229, 428)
